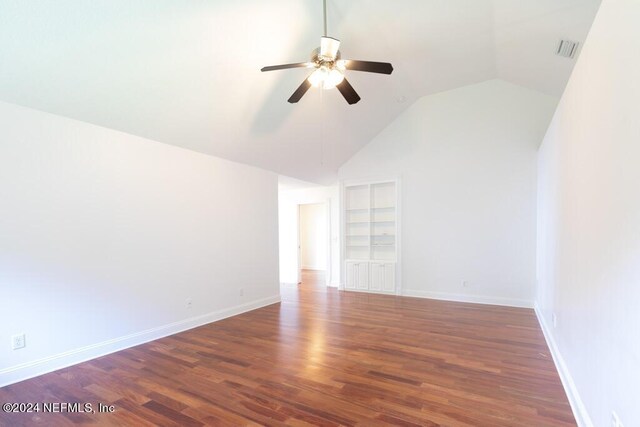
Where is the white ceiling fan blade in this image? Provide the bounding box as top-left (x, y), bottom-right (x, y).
top-left (320, 36), bottom-right (340, 59)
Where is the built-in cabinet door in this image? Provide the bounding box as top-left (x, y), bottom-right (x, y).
top-left (346, 261), bottom-right (369, 290)
top-left (382, 263), bottom-right (396, 292)
top-left (356, 263), bottom-right (369, 290)
top-left (370, 262), bottom-right (395, 293)
top-left (345, 261), bottom-right (357, 290)
top-left (369, 262), bottom-right (383, 291)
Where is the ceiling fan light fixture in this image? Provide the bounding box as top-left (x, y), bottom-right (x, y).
top-left (308, 66), bottom-right (344, 89)
top-left (325, 68), bottom-right (345, 89)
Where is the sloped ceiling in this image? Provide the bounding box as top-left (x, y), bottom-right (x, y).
top-left (0, 0), bottom-right (600, 184)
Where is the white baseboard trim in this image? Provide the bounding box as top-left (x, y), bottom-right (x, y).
top-left (0, 294), bottom-right (281, 388)
top-left (534, 304), bottom-right (593, 427)
top-left (402, 289), bottom-right (533, 308)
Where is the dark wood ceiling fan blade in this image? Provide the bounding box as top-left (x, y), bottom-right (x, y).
top-left (288, 79), bottom-right (312, 103)
top-left (343, 60), bottom-right (393, 74)
top-left (261, 62), bottom-right (312, 72)
top-left (336, 78), bottom-right (361, 104)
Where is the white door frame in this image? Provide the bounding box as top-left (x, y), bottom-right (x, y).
top-left (296, 204), bottom-right (302, 284)
top-left (324, 197), bottom-right (332, 287)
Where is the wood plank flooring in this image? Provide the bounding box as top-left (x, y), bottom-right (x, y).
top-left (0, 270), bottom-right (574, 426)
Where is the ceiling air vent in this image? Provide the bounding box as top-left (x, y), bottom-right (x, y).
top-left (556, 39), bottom-right (579, 59)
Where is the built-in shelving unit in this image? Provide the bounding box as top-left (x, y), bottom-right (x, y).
top-left (342, 179), bottom-right (399, 294)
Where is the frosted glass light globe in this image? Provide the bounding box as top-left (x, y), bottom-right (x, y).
top-left (308, 66), bottom-right (344, 90)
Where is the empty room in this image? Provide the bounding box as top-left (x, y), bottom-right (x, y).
top-left (1, 0), bottom-right (638, 426)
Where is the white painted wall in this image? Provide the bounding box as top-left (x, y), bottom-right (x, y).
top-left (536, 1), bottom-right (640, 425)
top-left (339, 79), bottom-right (557, 307)
top-left (278, 183), bottom-right (340, 286)
top-left (0, 101), bottom-right (280, 386)
top-left (299, 203), bottom-right (327, 271)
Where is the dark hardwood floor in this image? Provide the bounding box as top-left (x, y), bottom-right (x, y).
top-left (0, 270), bottom-right (574, 426)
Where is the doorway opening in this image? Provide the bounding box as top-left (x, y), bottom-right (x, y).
top-left (298, 202), bottom-right (328, 284)
top-left (277, 175), bottom-right (336, 289)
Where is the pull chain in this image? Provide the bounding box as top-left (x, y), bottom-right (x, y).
top-left (321, 87), bottom-right (325, 167)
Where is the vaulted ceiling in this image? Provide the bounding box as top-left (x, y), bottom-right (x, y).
top-left (0, 0), bottom-right (600, 184)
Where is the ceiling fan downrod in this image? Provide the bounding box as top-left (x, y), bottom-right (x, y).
top-left (323, 0), bottom-right (328, 37)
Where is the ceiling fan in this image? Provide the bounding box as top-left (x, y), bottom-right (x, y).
top-left (261, 0), bottom-right (393, 105)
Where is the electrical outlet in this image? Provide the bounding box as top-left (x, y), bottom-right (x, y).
top-left (612, 411), bottom-right (623, 427)
top-left (186, 298), bottom-right (192, 309)
top-left (462, 281), bottom-right (469, 287)
top-left (552, 313), bottom-right (558, 328)
top-left (12, 334), bottom-right (25, 350)
top-left (239, 288), bottom-right (244, 297)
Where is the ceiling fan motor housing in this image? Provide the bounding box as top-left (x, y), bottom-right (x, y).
top-left (312, 47), bottom-right (341, 65)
